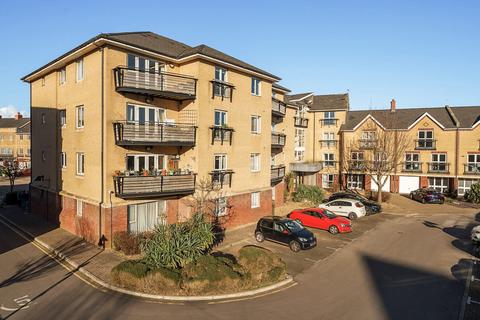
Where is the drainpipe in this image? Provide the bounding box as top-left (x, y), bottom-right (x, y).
top-left (446, 105), bottom-right (460, 194)
top-left (97, 45), bottom-right (105, 248)
top-left (313, 111), bottom-right (316, 162)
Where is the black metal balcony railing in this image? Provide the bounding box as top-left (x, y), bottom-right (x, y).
top-left (319, 140), bottom-right (338, 147)
top-left (294, 116), bottom-right (309, 128)
top-left (210, 170), bottom-right (234, 188)
top-left (272, 98), bottom-right (286, 117)
top-left (464, 163), bottom-right (480, 175)
top-left (402, 161), bottom-right (422, 172)
top-left (319, 118), bottom-right (339, 126)
top-left (113, 121), bottom-right (196, 147)
top-left (415, 139), bottom-right (436, 150)
top-left (427, 162), bottom-right (449, 173)
top-left (114, 67), bottom-right (197, 101)
top-left (271, 165), bottom-right (286, 184)
top-left (113, 173), bottom-right (196, 199)
top-left (211, 80), bottom-right (234, 102)
top-left (210, 126), bottom-right (234, 145)
top-left (271, 132), bottom-right (286, 148)
top-left (359, 139), bottom-right (377, 149)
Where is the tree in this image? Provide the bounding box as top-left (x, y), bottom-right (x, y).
top-left (0, 160), bottom-right (23, 193)
top-left (342, 113), bottom-right (409, 203)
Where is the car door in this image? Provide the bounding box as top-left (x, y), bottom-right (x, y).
top-left (341, 201), bottom-right (354, 215)
top-left (327, 201), bottom-right (346, 216)
top-left (273, 222), bottom-right (289, 244)
top-left (299, 210), bottom-right (316, 227)
top-left (311, 210), bottom-right (328, 229)
top-left (259, 219), bottom-right (274, 240)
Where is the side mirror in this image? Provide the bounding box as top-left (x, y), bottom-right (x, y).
top-left (282, 229), bottom-right (289, 235)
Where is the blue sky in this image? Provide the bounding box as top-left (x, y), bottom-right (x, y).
top-left (0, 0), bottom-right (479, 116)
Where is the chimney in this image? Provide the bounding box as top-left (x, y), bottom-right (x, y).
top-left (15, 112), bottom-right (22, 120)
top-left (390, 99), bottom-right (396, 112)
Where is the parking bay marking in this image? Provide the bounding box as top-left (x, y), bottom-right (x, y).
top-left (1, 295), bottom-right (34, 312)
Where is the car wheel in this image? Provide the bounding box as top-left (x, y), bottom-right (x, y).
top-left (329, 225), bottom-right (339, 234)
top-left (255, 232), bottom-right (265, 243)
top-left (422, 198), bottom-right (426, 204)
top-left (348, 212), bottom-right (358, 220)
top-left (289, 240), bottom-right (301, 252)
top-left (410, 193), bottom-right (414, 200)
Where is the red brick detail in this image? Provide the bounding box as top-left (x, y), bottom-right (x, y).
top-left (103, 205), bottom-right (128, 248)
top-left (333, 174), bottom-right (340, 191)
top-left (224, 189), bottom-right (272, 229)
top-left (274, 182), bottom-right (285, 207)
top-left (59, 196), bottom-right (100, 244)
top-left (390, 175), bottom-right (399, 193)
top-left (316, 173), bottom-right (322, 187)
top-left (420, 176), bottom-right (429, 188)
top-left (364, 175), bottom-right (372, 191)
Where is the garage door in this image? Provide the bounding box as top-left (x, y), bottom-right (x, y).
top-left (371, 176), bottom-right (390, 192)
top-left (399, 176), bottom-right (419, 194)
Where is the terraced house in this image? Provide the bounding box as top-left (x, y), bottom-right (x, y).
top-left (0, 113), bottom-right (31, 169)
top-left (22, 31), bottom-right (297, 245)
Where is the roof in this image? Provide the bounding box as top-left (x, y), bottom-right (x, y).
top-left (285, 92), bottom-right (313, 103)
top-left (22, 32), bottom-right (280, 81)
top-left (272, 83), bottom-right (291, 93)
top-left (0, 118), bottom-right (30, 131)
top-left (310, 94), bottom-right (349, 111)
top-left (340, 106), bottom-right (480, 131)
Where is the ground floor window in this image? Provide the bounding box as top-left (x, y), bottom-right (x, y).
top-left (127, 201), bottom-right (166, 233)
top-left (458, 179), bottom-right (480, 196)
top-left (272, 186), bottom-right (276, 200)
top-left (347, 174), bottom-right (364, 189)
top-left (215, 197), bottom-right (227, 217)
top-left (428, 177), bottom-right (449, 193)
top-left (251, 192), bottom-right (260, 208)
top-left (322, 174), bottom-right (334, 188)
top-left (76, 199), bottom-right (83, 216)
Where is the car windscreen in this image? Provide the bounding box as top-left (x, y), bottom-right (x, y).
top-left (284, 220), bottom-right (304, 233)
top-left (322, 209), bottom-right (337, 219)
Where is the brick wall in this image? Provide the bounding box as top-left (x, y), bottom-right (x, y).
top-left (364, 175), bottom-right (371, 191)
top-left (274, 182), bottom-right (285, 207)
top-left (420, 176), bottom-right (429, 188)
top-left (390, 175), bottom-right (399, 193)
top-left (224, 189), bottom-right (272, 229)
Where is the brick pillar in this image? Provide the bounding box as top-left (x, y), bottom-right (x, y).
top-left (364, 175), bottom-right (371, 191)
top-left (390, 175), bottom-right (399, 193)
top-left (317, 173), bottom-right (322, 187)
top-left (333, 174), bottom-right (339, 191)
top-left (420, 176), bottom-right (428, 188)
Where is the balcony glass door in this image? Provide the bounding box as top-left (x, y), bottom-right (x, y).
top-left (126, 154), bottom-right (166, 174)
top-left (127, 104), bottom-right (165, 141)
top-left (127, 54), bottom-right (165, 90)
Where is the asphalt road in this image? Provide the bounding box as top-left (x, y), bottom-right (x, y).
top-left (0, 211), bottom-right (474, 320)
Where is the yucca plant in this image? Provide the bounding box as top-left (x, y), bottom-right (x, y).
top-left (465, 183), bottom-right (480, 204)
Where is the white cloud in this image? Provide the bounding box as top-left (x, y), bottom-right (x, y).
top-left (0, 105), bottom-right (28, 118)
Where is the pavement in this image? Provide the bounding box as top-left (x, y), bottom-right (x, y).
top-left (1, 192), bottom-right (480, 319)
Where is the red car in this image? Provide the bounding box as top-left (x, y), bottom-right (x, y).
top-left (287, 208), bottom-right (352, 234)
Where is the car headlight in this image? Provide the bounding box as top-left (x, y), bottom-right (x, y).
top-left (340, 223), bottom-right (347, 227)
top-left (298, 237), bottom-right (308, 242)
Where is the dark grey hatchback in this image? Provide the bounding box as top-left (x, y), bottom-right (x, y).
top-left (255, 216), bottom-right (316, 252)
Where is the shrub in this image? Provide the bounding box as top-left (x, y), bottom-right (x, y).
top-left (113, 231), bottom-right (143, 255)
top-left (182, 255), bottom-right (241, 282)
top-left (141, 213), bottom-right (214, 269)
top-left (292, 185), bottom-right (324, 205)
top-left (4, 191), bottom-right (19, 205)
top-left (465, 183), bottom-right (480, 204)
top-left (112, 260), bottom-right (149, 278)
top-left (238, 246), bottom-right (286, 285)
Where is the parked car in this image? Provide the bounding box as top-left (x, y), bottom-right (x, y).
top-left (327, 191), bottom-right (382, 214)
top-left (255, 216), bottom-right (316, 252)
top-left (318, 199), bottom-right (367, 220)
top-left (471, 225), bottom-right (480, 245)
top-left (287, 208), bottom-right (352, 234)
top-left (410, 188), bottom-right (445, 204)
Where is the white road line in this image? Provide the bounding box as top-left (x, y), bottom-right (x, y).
top-left (458, 259), bottom-right (475, 320)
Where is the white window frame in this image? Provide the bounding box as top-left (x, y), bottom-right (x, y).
top-left (324, 153), bottom-right (335, 167)
top-left (76, 106), bottom-right (84, 128)
top-left (323, 132), bottom-right (335, 141)
top-left (458, 179), bottom-right (480, 196)
top-left (405, 152), bottom-right (420, 171)
top-left (322, 174), bottom-right (334, 188)
top-left (251, 115), bottom-right (261, 134)
top-left (251, 192), bottom-right (260, 208)
top-left (59, 67), bottom-right (66, 85)
top-left (294, 150), bottom-right (305, 162)
top-left (215, 197), bottom-right (227, 217)
top-left (251, 77), bottom-right (261, 96)
top-left (214, 154), bottom-right (227, 171)
top-left (76, 199), bottom-right (83, 216)
top-left (214, 110), bottom-right (227, 126)
top-left (250, 153), bottom-right (261, 172)
top-left (214, 66), bottom-right (227, 82)
top-left (126, 154), bottom-right (167, 172)
top-left (61, 152), bottom-right (67, 169)
top-left (347, 174), bottom-right (364, 189)
top-left (428, 177), bottom-right (448, 193)
top-left (76, 152), bottom-right (85, 176)
top-left (60, 110), bottom-right (67, 128)
top-left (76, 58), bottom-right (84, 82)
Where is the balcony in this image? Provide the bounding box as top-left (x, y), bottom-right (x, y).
top-left (210, 126), bottom-right (234, 145)
top-left (415, 139), bottom-right (436, 150)
top-left (271, 132), bottom-right (286, 148)
top-left (347, 160), bottom-right (366, 171)
top-left (272, 98), bottom-right (286, 117)
top-left (114, 67), bottom-right (197, 101)
top-left (464, 163), bottom-right (480, 175)
top-left (113, 121), bottom-right (196, 147)
top-left (319, 140), bottom-right (338, 148)
top-left (113, 173), bottom-right (196, 199)
top-left (210, 170), bottom-right (234, 188)
top-left (319, 118), bottom-right (339, 126)
top-left (359, 139), bottom-right (377, 149)
top-left (294, 116), bottom-right (309, 128)
top-left (211, 80), bottom-right (235, 102)
top-left (271, 165), bottom-right (286, 184)
top-left (321, 161), bottom-right (338, 169)
top-left (427, 162), bottom-right (449, 173)
top-left (289, 162), bottom-right (322, 173)
top-left (402, 162), bottom-right (423, 173)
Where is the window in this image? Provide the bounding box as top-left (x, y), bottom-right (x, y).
top-left (59, 67), bottom-right (66, 85)
top-left (294, 150), bottom-right (305, 161)
top-left (19, 134), bottom-right (23, 140)
top-left (76, 106), bottom-right (84, 128)
top-left (215, 197), bottom-right (227, 217)
top-left (458, 179), bottom-right (480, 196)
top-left (431, 153), bottom-right (447, 172)
top-left (250, 153), bottom-right (260, 172)
top-left (126, 154), bottom-right (166, 172)
top-left (214, 66), bottom-right (227, 82)
top-left (214, 154), bottom-right (227, 170)
top-left (251, 78), bottom-right (261, 96)
top-left (17, 148), bottom-right (23, 156)
top-left (322, 174), bottom-right (334, 188)
top-left (418, 130), bottom-right (434, 149)
top-left (8, 135), bottom-right (13, 142)
top-left (324, 153), bottom-right (335, 167)
top-left (76, 152), bottom-right (85, 175)
top-left (428, 177), bottom-right (448, 193)
top-left (295, 129), bottom-right (305, 148)
top-left (76, 58), bottom-right (84, 81)
top-left (347, 174), bottom-right (364, 189)
top-left (127, 201), bottom-right (166, 233)
top-left (251, 115), bottom-right (261, 133)
top-left (323, 132), bottom-right (335, 141)
top-left (76, 199), bottom-right (83, 216)
top-left (41, 113), bottom-right (46, 124)
top-left (27, 148), bottom-right (31, 156)
top-left (251, 192), bottom-right (260, 208)
top-left (323, 111), bottom-right (336, 125)
top-left (467, 154), bottom-right (480, 173)
top-left (61, 152), bottom-right (67, 168)
top-left (404, 153), bottom-right (420, 171)
top-left (60, 110), bottom-right (66, 127)
top-left (214, 110), bottom-right (227, 126)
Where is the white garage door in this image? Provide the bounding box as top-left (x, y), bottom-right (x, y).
top-left (371, 176), bottom-right (390, 192)
top-left (399, 176), bottom-right (419, 194)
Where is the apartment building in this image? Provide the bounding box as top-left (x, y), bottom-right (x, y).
top-left (23, 32), bottom-right (288, 245)
top-left (0, 113), bottom-right (31, 169)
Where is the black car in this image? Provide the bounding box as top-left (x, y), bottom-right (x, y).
top-left (410, 188), bottom-right (445, 204)
top-left (255, 216), bottom-right (316, 252)
top-left (327, 191), bottom-right (382, 214)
